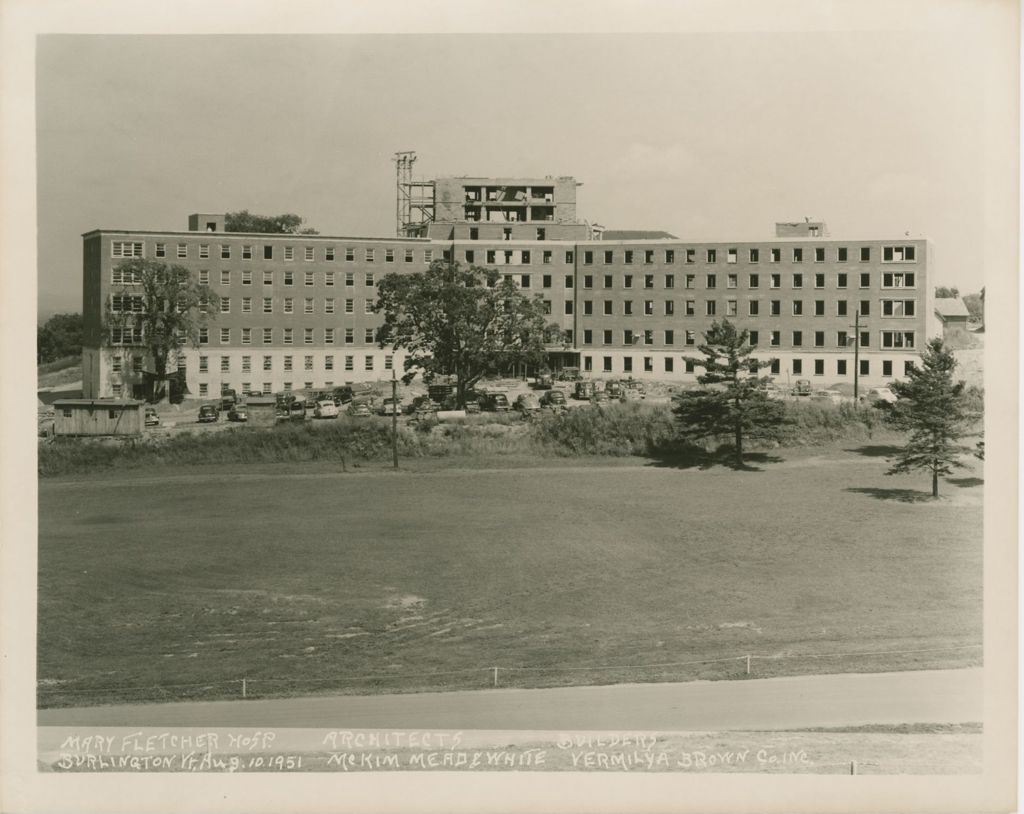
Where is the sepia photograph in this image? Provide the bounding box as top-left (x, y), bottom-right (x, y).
top-left (1, 1), bottom-right (1018, 812)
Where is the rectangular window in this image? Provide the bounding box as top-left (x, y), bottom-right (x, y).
top-left (404, 249), bottom-right (413, 263)
top-left (465, 250), bottom-right (475, 264)
top-left (583, 251), bottom-right (593, 265)
top-left (304, 271), bottom-right (314, 286)
top-left (365, 299), bottom-right (374, 314)
top-left (623, 357), bottom-right (634, 373)
top-left (344, 356), bottom-right (354, 371)
top-left (882, 331), bottom-right (916, 349)
top-left (814, 273), bottom-right (825, 288)
top-left (860, 359), bottom-right (870, 375)
top-left (365, 272), bottom-right (375, 287)
top-left (565, 301), bottom-right (574, 315)
top-left (643, 330), bottom-right (654, 345)
top-left (263, 245), bottom-right (273, 260)
top-left (283, 271), bottom-right (294, 286)
top-left (770, 248), bottom-right (781, 263)
top-left (664, 357), bottom-right (674, 373)
top-left (242, 270), bottom-right (252, 286)
top-left (263, 328), bottom-right (273, 344)
top-left (242, 356), bottom-right (252, 372)
top-left (726, 299), bottom-right (737, 316)
top-left (220, 327), bottom-right (230, 344)
top-left (706, 274), bottom-right (716, 289)
top-left (837, 359), bottom-right (847, 375)
top-left (664, 300), bottom-right (675, 316)
top-left (304, 297), bottom-right (314, 314)
top-left (565, 275), bottom-right (574, 288)
top-left (685, 330), bottom-right (696, 346)
top-left (814, 359), bottom-right (825, 375)
top-left (198, 244), bottom-right (210, 259)
top-left (345, 328), bottom-right (354, 344)
top-left (241, 245), bottom-right (253, 260)
top-left (262, 355), bottom-right (271, 371)
top-left (793, 248), bottom-right (803, 263)
top-left (424, 249), bottom-right (433, 263)
top-left (770, 300), bottom-right (781, 316)
top-left (624, 250), bottom-right (634, 265)
top-left (644, 274), bottom-right (655, 289)
top-left (727, 274), bottom-right (738, 289)
top-left (814, 331), bottom-right (825, 347)
top-left (706, 300), bottom-right (716, 316)
top-left (749, 248), bottom-right (760, 263)
top-left (837, 331), bottom-right (848, 347)
top-left (860, 331), bottom-right (870, 348)
top-left (325, 328), bottom-right (334, 344)
top-left (345, 272), bottom-right (354, 287)
top-left (837, 273), bottom-right (848, 289)
top-left (665, 274), bottom-right (675, 288)
top-left (583, 329), bottom-right (593, 345)
top-left (837, 247), bottom-right (848, 262)
top-left (284, 297), bottom-right (294, 314)
top-left (623, 300), bottom-right (634, 316)
top-left (792, 359), bottom-right (803, 375)
top-left (814, 300), bottom-right (825, 316)
top-left (385, 355), bottom-right (393, 370)
top-left (325, 355), bottom-right (334, 371)
top-left (860, 247), bottom-right (871, 262)
top-left (726, 248), bottom-right (737, 264)
top-left (749, 274), bottom-right (759, 288)
top-left (623, 329), bottom-right (634, 345)
top-left (385, 249), bottom-right (394, 263)
top-left (263, 297), bottom-right (273, 314)
top-left (665, 250), bottom-right (675, 263)
top-left (645, 250), bottom-right (654, 265)
top-left (792, 273), bottom-right (803, 289)
top-left (881, 299), bottom-right (917, 317)
top-left (565, 251), bottom-right (574, 264)
top-left (220, 269), bottom-right (231, 286)
top-left (242, 328), bottom-right (251, 345)
top-left (345, 299), bottom-right (354, 314)
top-left (792, 301), bottom-right (803, 316)
top-left (837, 300), bottom-right (848, 316)
top-left (325, 298), bottom-right (335, 314)
top-left (364, 356), bottom-right (374, 371)
top-left (198, 269), bottom-right (210, 286)
top-left (155, 243), bottom-right (166, 258)
top-left (520, 274), bottom-right (531, 288)
top-left (325, 247), bottom-right (335, 262)
top-left (770, 273), bottom-right (781, 289)
top-left (242, 297), bottom-right (252, 313)
top-left (583, 300), bottom-right (593, 316)
top-left (644, 300), bottom-right (654, 316)
top-left (177, 243), bottom-right (188, 258)
top-left (603, 330), bottom-right (612, 345)
top-left (665, 329), bottom-right (675, 345)
top-left (685, 249), bottom-right (696, 264)
top-left (685, 300), bottom-right (695, 316)
top-left (365, 249), bottom-right (375, 262)
top-left (749, 330), bottom-right (759, 346)
top-left (304, 355), bottom-right (314, 371)
top-left (706, 249), bottom-right (717, 263)
top-left (748, 300), bottom-right (759, 316)
top-left (219, 356), bottom-right (230, 373)
top-left (324, 271), bottom-right (334, 287)
top-left (882, 272), bottom-right (916, 288)
top-left (860, 300), bottom-right (871, 316)
top-left (770, 360), bottom-right (780, 375)
top-left (882, 245), bottom-right (917, 263)
top-left (305, 328), bottom-right (314, 345)
top-left (792, 331), bottom-right (803, 347)
top-left (814, 247), bottom-right (825, 263)
top-left (770, 331), bottom-right (780, 347)
top-left (283, 246), bottom-right (294, 261)
top-left (220, 297), bottom-right (231, 314)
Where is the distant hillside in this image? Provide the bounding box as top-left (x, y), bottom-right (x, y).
top-left (38, 355), bottom-right (81, 389)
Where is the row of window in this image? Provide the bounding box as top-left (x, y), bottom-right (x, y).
top-left (576, 298), bottom-right (916, 318)
top-left (579, 329), bottom-right (916, 349)
top-left (190, 373), bottom-right (373, 398)
top-left (110, 325), bottom-right (379, 346)
top-left (581, 355), bottom-right (914, 377)
top-left (196, 354), bottom-right (392, 374)
top-left (580, 245), bottom-right (917, 266)
top-left (567, 271), bottom-right (915, 290)
top-left (113, 241), bottom-right (432, 264)
top-left (109, 240), bottom-right (920, 267)
top-left (200, 297), bottom-right (377, 315)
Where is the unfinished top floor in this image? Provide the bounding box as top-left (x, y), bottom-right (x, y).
top-left (432, 175), bottom-right (580, 225)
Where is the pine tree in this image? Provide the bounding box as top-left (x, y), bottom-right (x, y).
top-left (674, 320), bottom-right (787, 467)
top-left (882, 338), bottom-right (979, 497)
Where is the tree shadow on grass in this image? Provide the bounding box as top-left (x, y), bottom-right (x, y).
top-left (843, 444), bottom-right (903, 458)
top-left (844, 486), bottom-right (935, 503)
top-left (946, 476), bottom-right (984, 488)
top-left (646, 445), bottom-right (784, 472)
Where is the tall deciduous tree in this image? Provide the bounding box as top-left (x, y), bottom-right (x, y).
top-left (374, 260), bottom-right (553, 407)
top-left (934, 286), bottom-right (960, 299)
top-left (105, 259), bottom-right (219, 402)
top-left (674, 319), bottom-right (786, 467)
top-left (881, 338), bottom-right (979, 498)
top-left (224, 210), bottom-right (319, 234)
top-left (37, 312), bottom-right (83, 363)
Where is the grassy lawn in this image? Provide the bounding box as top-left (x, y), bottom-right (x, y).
top-left (37, 443), bottom-right (982, 707)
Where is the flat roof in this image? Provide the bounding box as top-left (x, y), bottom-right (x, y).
top-left (83, 229), bottom-right (429, 242)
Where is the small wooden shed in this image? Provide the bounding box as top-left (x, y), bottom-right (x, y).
top-left (244, 396), bottom-right (280, 427)
top-left (934, 298), bottom-right (972, 343)
top-left (53, 399), bottom-right (144, 437)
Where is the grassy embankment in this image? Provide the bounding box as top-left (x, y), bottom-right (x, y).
top-left (38, 400), bottom-right (890, 477)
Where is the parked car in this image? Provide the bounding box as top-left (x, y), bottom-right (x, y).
top-left (621, 388), bottom-right (643, 402)
top-left (624, 381), bottom-right (646, 398)
top-left (590, 391), bottom-right (611, 409)
top-left (197, 404), bottom-right (219, 423)
top-left (227, 404), bottom-right (249, 422)
top-left (811, 389), bottom-right (845, 404)
top-left (407, 395), bottom-right (441, 415)
top-left (541, 390), bottom-right (567, 408)
top-left (792, 379), bottom-right (813, 396)
top-left (348, 402), bottom-right (372, 418)
top-left (604, 381), bottom-right (624, 399)
top-left (514, 393), bottom-right (541, 414)
top-left (314, 400), bottom-right (339, 419)
top-left (332, 386), bottom-right (355, 405)
top-left (863, 387), bottom-right (898, 404)
top-left (531, 375), bottom-right (554, 390)
top-left (573, 381), bottom-right (596, 400)
top-left (288, 401), bottom-right (306, 421)
top-left (219, 390), bottom-right (238, 411)
top-left (478, 392), bottom-right (511, 412)
top-left (379, 397), bottom-right (402, 417)
top-left (144, 407), bottom-right (160, 427)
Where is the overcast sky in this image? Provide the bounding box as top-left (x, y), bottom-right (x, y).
top-left (37, 31), bottom-right (991, 317)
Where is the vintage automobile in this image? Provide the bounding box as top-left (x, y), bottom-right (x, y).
top-left (542, 389), bottom-right (568, 408)
top-left (348, 402), bottom-right (373, 418)
top-left (144, 407), bottom-right (160, 427)
top-left (197, 404), bottom-right (219, 423)
top-left (314, 400), bottom-right (339, 419)
top-left (513, 393), bottom-right (541, 414)
top-left (227, 404), bottom-right (249, 422)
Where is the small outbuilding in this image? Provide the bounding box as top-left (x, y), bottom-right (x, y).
top-left (933, 298), bottom-right (972, 343)
top-left (243, 396), bottom-right (280, 427)
top-left (53, 399), bottom-right (144, 437)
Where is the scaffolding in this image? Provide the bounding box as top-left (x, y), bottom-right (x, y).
top-left (394, 151), bottom-right (434, 237)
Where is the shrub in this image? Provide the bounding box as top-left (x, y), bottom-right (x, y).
top-left (530, 402), bottom-right (677, 456)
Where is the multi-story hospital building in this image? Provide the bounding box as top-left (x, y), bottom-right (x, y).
top-left (81, 174), bottom-right (932, 400)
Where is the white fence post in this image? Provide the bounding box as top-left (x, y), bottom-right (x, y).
top-left (746, 655), bottom-right (751, 675)
top-left (493, 667), bottom-right (498, 687)
top-left (242, 678), bottom-right (247, 699)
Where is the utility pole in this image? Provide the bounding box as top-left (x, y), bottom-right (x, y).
top-left (851, 309), bottom-right (863, 401)
top-left (391, 366), bottom-right (399, 470)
